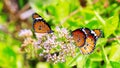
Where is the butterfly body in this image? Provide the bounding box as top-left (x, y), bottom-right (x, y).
top-left (72, 28), bottom-right (102, 54)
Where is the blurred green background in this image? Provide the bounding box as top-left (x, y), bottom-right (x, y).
top-left (0, 0), bottom-right (120, 68)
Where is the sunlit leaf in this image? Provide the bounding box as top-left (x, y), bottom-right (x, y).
top-left (85, 20), bottom-right (103, 29)
top-left (109, 43), bottom-right (120, 61)
top-left (0, 46), bottom-right (17, 68)
top-left (104, 13), bottom-right (119, 38)
top-left (36, 62), bottom-right (49, 68)
top-left (53, 62), bottom-right (69, 68)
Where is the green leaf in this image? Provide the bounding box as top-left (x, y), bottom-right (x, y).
top-left (104, 13), bottom-right (119, 38)
top-left (0, 1), bottom-right (3, 12)
top-left (0, 46), bottom-right (17, 68)
top-left (90, 61), bottom-right (100, 68)
top-left (36, 62), bottom-right (49, 68)
top-left (85, 20), bottom-right (103, 29)
top-left (82, 9), bottom-right (95, 20)
top-left (96, 38), bottom-right (107, 47)
top-left (67, 53), bottom-right (81, 67)
top-left (85, 59), bottom-right (91, 68)
top-left (89, 53), bottom-right (102, 62)
top-left (76, 55), bottom-right (88, 68)
top-left (109, 43), bottom-right (120, 61)
top-left (47, 6), bottom-right (58, 18)
top-left (18, 0), bottom-right (28, 9)
top-left (55, 1), bottom-right (70, 21)
top-left (53, 62), bottom-right (69, 68)
top-left (110, 61), bottom-right (120, 68)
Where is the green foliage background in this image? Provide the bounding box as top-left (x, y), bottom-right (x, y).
top-left (0, 0), bottom-right (120, 68)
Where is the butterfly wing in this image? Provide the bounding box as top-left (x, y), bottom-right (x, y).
top-left (33, 19), bottom-right (52, 33)
top-left (93, 29), bottom-right (102, 38)
top-left (80, 34), bottom-right (96, 54)
top-left (82, 28), bottom-right (91, 35)
top-left (80, 28), bottom-right (102, 54)
top-left (72, 29), bottom-right (86, 47)
top-left (32, 13), bottom-right (53, 33)
top-left (32, 13), bottom-right (41, 20)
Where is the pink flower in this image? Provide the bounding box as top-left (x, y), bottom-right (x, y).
top-left (35, 33), bottom-right (47, 39)
top-left (19, 29), bottom-right (33, 38)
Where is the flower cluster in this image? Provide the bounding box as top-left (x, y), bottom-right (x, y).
top-left (19, 27), bottom-right (76, 63)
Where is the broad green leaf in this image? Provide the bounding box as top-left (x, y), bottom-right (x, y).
top-left (89, 53), bottom-right (102, 62)
top-left (104, 13), bottom-right (119, 38)
top-left (90, 61), bottom-right (100, 68)
top-left (55, 1), bottom-right (69, 20)
top-left (85, 20), bottom-right (103, 29)
top-left (47, 6), bottom-right (58, 18)
top-left (109, 43), bottom-right (120, 61)
top-left (110, 61), bottom-right (120, 68)
top-left (82, 9), bottom-right (95, 20)
top-left (63, 20), bottom-right (84, 30)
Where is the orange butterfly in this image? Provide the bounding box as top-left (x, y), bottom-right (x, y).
top-left (72, 28), bottom-right (102, 54)
top-left (32, 13), bottom-right (53, 33)
top-left (71, 29), bottom-right (86, 47)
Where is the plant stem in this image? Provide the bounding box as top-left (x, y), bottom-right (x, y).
top-left (94, 11), bottom-right (105, 25)
top-left (101, 45), bottom-right (109, 64)
top-left (68, 52), bottom-right (81, 66)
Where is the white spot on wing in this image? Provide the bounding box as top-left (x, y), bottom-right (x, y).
top-left (35, 17), bottom-right (43, 20)
top-left (91, 30), bottom-right (96, 36)
top-left (82, 28), bottom-right (87, 34)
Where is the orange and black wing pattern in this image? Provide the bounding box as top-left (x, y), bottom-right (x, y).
top-left (32, 13), bottom-right (41, 20)
top-left (71, 29), bottom-right (86, 47)
top-left (93, 29), bottom-right (102, 38)
top-left (82, 28), bottom-right (91, 35)
top-left (32, 13), bottom-right (53, 33)
top-left (80, 34), bottom-right (96, 54)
